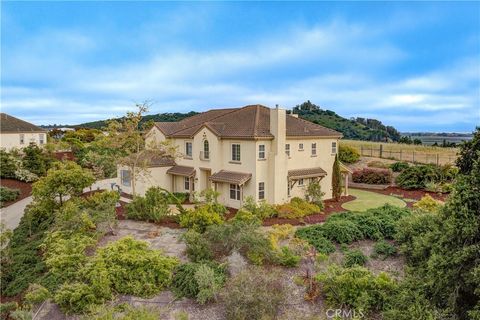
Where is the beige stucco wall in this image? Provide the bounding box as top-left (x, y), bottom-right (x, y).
top-left (0, 132), bottom-right (47, 151)
top-left (117, 165), bottom-right (172, 196)
top-left (125, 113), bottom-right (339, 208)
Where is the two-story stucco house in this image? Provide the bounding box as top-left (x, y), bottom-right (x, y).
top-left (117, 104), bottom-right (342, 208)
top-left (0, 113), bottom-right (47, 151)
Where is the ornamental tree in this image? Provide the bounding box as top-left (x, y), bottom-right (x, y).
top-left (332, 154), bottom-right (342, 201)
top-left (32, 161), bottom-right (95, 205)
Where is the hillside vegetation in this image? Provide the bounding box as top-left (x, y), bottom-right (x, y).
top-left (48, 101), bottom-right (401, 142)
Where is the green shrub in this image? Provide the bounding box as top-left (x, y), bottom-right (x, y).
top-left (343, 249), bottom-right (368, 267)
top-left (305, 180), bottom-right (325, 209)
top-left (221, 267), bottom-right (286, 320)
top-left (183, 230), bottom-right (214, 262)
top-left (241, 196), bottom-right (277, 220)
top-left (95, 236), bottom-right (179, 297)
top-left (390, 161), bottom-right (409, 172)
top-left (88, 305), bottom-right (164, 320)
top-left (0, 186), bottom-right (20, 206)
top-left (22, 143), bottom-right (55, 176)
top-left (179, 204), bottom-right (224, 232)
top-left (316, 265), bottom-right (398, 314)
top-left (0, 302), bottom-right (18, 320)
top-left (294, 228), bottom-right (335, 254)
top-left (395, 165), bottom-right (440, 189)
top-left (373, 240), bottom-right (397, 259)
top-left (232, 208), bottom-right (262, 225)
top-left (0, 150), bottom-right (18, 179)
top-left (276, 246), bottom-right (301, 267)
top-left (126, 187), bottom-right (170, 222)
top-left (352, 168), bottom-right (392, 184)
top-left (321, 219), bottom-right (363, 244)
top-left (24, 284), bottom-right (51, 306)
top-left (55, 282), bottom-right (103, 314)
top-left (171, 261), bottom-right (226, 303)
top-left (276, 197), bottom-right (321, 219)
top-left (339, 145), bottom-right (360, 164)
top-left (412, 195), bottom-right (442, 213)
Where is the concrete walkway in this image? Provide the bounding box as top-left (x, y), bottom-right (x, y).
top-left (0, 178), bottom-right (117, 231)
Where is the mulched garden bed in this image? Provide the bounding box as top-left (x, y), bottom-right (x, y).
top-left (357, 186), bottom-right (449, 206)
top-left (113, 195), bottom-right (356, 228)
top-left (263, 195), bottom-right (356, 226)
top-left (0, 178), bottom-right (32, 207)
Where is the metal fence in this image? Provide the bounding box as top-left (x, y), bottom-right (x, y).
top-left (360, 145), bottom-right (457, 165)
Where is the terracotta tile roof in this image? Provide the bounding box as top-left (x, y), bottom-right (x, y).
top-left (209, 170), bottom-right (252, 185)
top-left (166, 165), bottom-right (196, 177)
top-left (288, 167), bottom-right (328, 180)
top-left (0, 113), bottom-right (46, 133)
top-left (154, 105), bottom-right (341, 139)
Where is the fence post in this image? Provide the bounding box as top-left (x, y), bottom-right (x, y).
top-left (400, 150), bottom-right (402, 161)
top-left (436, 154), bottom-right (439, 166)
top-left (361, 146), bottom-right (363, 156)
top-left (379, 144), bottom-right (383, 159)
top-left (413, 151), bottom-right (415, 163)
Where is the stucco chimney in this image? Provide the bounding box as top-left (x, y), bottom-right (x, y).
top-left (270, 105), bottom-right (286, 155)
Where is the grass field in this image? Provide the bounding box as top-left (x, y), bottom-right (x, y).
top-left (342, 188), bottom-right (406, 212)
top-left (340, 139), bottom-right (459, 165)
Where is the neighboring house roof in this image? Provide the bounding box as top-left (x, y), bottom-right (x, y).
top-left (0, 113), bottom-right (46, 133)
top-left (167, 165), bottom-right (196, 177)
top-left (209, 170), bottom-right (252, 185)
top-left (154, 105), bottom-right (341, 139)
top-left (288, 167), bottom-right (328, 180)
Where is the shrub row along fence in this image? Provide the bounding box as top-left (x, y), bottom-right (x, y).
top-left (360, 145), bottom-right (458, 165)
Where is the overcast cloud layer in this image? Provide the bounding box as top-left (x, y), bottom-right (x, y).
top-left (1, 2), bottom-right (479, 131)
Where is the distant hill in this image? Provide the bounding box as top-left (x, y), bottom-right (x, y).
top-left (291, 101), bottom-right (401, 142)
top-left (44, 101), bottom-right (401, 142)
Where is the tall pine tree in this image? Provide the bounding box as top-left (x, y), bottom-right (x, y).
top-left (332, 154), bottom-right (342, 201)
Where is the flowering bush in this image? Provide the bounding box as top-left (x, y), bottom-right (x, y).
top-left (14, 167), bottom-right (39, 182)
top-left (352, 168), bottom-right (392, 184)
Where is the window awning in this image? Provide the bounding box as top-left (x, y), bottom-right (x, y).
top-left (209, 170), bottom-right (252, 185)
top-left (166, 165), bottom-right (196, 177)
top-left (288, 167), bottom-right (327, 180)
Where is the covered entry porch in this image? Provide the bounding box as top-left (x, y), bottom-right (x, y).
top-left (166, 165), bottom-right (196, 198)
top-left (209, 170), bottom-right (252, 208)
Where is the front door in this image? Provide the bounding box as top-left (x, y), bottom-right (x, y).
top-left (203, 169), bottom-right (212, 191)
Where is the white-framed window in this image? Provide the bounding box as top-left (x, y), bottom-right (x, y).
top-left (298, 178), bottom-right (304, 186)
top-left (285, 144), bottom-right (290, 156)
top-left (185, 142), bottom-right (193, 158)
top-left (258, 182), bottom-right (265, 200)
top-left (203, 140), bottom-right (210, 159)
top-left (230, 184), bottom-right (241, 200)
top-left (120, 170), bottom-right (131, 187)
top-left (184, 177), bottom-right (190, 190)
top-left (311, 143), bottom-right (317, 156)
top-left (258, 144), bottom-right (265, 159)
top-left (231, 144), bottom-right (241, 162)
top-left (299, 143), bottom-right (304, 151)
top-left (20, 134), bottom-right (25, 144)
top-left (331, 141), bottom-right (337, 154)
top-left (39, 134), bottom-right (45, 144)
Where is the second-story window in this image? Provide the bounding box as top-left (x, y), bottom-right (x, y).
top-left (185, 142), bottom-right (193, 158)
top-left (231, 144), bottom-right (241, 162)
top-left (331, 141), bottom-right (337, 154)
top-left (39, 134), bottom-right (45, 145)
top-left (20, 134), bottom-right (25, 144)
top-left (203, 140), bottom-right (210, 159)
top-left (311, 143), bottom-right (317, 156)
top-left (258, 144), bottom-right (265, 159)
top-left (299, 143), bottom-right (304, 151)
top-left (285, 143), bottom-right (290, 156)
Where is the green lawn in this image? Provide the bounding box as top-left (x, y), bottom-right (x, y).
top-left (342, 188), bottom-right (407, 211)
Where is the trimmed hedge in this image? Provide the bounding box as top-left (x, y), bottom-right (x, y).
top-left (352, 168), bottom-right (392, 184)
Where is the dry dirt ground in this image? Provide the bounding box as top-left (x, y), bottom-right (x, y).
top-left (37, 220), bottom-right (405, 320)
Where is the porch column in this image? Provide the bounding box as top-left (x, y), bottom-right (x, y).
top-left (344, 173), bottom-right (349, 196)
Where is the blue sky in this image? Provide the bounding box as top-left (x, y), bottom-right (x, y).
top-left (1, 1), bottom-right (479, 132)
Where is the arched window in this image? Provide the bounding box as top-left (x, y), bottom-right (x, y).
top-left (203, 140), bottom-right (210, 159)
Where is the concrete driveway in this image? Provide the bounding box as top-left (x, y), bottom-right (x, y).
top-left (0, 178), bottom-right (117, 231)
